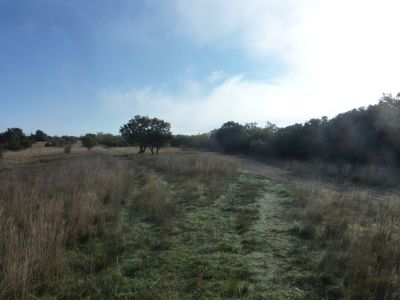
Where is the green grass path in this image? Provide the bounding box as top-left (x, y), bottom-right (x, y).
top-left (114, 171), bottom-right (315, 299)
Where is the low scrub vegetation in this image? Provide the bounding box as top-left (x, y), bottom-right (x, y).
top-left (132, 175), bottom-right (177, 225)
top-left (0, 154), bottom-right (134, 299)
top-left (283, 159), bottom-right (400, 187)
top-left (290, 183), bottom-right (400, 299)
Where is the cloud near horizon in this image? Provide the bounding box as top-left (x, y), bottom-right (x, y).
top-left (1, 0), bottom-right (399, 135)
top-left (100, 0), bottom-right (400, 134)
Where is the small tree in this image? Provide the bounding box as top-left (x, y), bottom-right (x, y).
top-left (33, 130), bottom-right (48, 142)
top-left (81, 134), bottom-right (97, 152)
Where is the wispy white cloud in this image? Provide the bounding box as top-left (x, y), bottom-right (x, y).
top-left (207, 70), bottom-right (225, 83)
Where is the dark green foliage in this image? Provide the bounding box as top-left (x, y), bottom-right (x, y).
top-left (0, 128), bottom-right (32, 151)
top-left (172, 122), bottom-right (276, 154)
top-left (32, 130), bottom-right (48, 142)
top-left (273, 118), bottom-right (327, 160)
top-left (275, 94), bottom-right (400, 165)
top-left (96, 133), bottom-right (127, 147)
top-left (45, 136), bottom-right (78, 147)
top-left (171, 133), bottom-right (219, 150)
top-left (81, 133), bottom-right (97, 151)
top-left (120, 115), bottom-right (172, 154)
top-left (215, 121), bottom-right (249, 153)
top-left (147, 117), bottom-right (172, 154)
top-left (246, 122), bottom-right (277, 155)
top-left (183, 94), bottom-right (400, 167)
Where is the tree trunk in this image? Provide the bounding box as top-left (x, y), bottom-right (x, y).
top-left (156, 146), bottom-right (160, 154)
top-left (150, 146), bottom-right (155, 155)
top-left (138, 145), bottom-right (146, 154)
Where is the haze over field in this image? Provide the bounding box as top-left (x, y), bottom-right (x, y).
top-left (1, 0), bottom-right (399, 134)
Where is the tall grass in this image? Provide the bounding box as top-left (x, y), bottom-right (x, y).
top-left (130, 152), bottom-right (237, 234)
top-left (0, 154), bottom-right (134, 299)
top-left (291, 183), bottom-right (400, 299)
top-left (283, 159), bottom-right (400, 186)
top-left (133, 175), bottom-right (177, 225)
top-left (135, 152), bottom-right (237, 196)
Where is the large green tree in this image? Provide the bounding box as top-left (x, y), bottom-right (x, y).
top-left (215, 121), bottom-right (248, 153)
top-left (120, 115), bottom-right (172, 154)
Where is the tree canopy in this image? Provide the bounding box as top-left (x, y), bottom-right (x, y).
top-left (0, 128), bottom-right (32, 151)
top-left (172, 94), bottom-right (400, 167)
top-left (120, 115), bottom-right (172, 154)
top-left (32, 130), bottom-right (48, 142)
top-left (81, 134), bottom-right (97, 151)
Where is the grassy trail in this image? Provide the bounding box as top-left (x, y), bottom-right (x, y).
top-left (115, 162), bottom-right (316, 299)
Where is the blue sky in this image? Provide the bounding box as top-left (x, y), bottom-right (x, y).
top-left (1, 0), bottom-right (399, 135)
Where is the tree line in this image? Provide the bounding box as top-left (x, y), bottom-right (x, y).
top-left (2, 94), bottom-right (400, 166)
top-left (0, 115), bottom-right (172, 156)
top-left (172, 94), bottom-right (400, 166)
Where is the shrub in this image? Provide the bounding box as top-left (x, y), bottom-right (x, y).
top-left (64, 143), bottom-right (72, 154)
top-left (96, 133), bottom-right (127, 147)
top-left (0, 128), bottom-right (32, 151)
top-left (32, 130), bottom-right (48, 142)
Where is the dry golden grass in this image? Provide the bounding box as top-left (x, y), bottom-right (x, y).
top-left (0, 142), bottom-right (111, 170)
top-left (129, 151), bottom-right (237, 234)
top-left (291, 183), bottom-right (400, 299)
top-left (132, 175), bottom-right (177, 225)
top-left (134, 152), bottom-right (237, 197)
top-left (0, 153), bottom-right (134, 299)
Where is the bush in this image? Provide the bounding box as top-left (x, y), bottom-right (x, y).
top-left (44, 136), bottom-right (78, 147)
top-left (81, 134), bottom-right (97, 151)
top-left (0, 128), bottom-right (32, 151)
top-left (171, 133), bottom-right (220, 151)
top-left (96, 133), bottom-right (127, 147)
top-left (64, 143), bottom-right (72, 154)
top-left (32, 130), bottom-right (48, 142)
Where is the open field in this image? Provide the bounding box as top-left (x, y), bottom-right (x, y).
top-left (1, 144), bottom-right (400, 299)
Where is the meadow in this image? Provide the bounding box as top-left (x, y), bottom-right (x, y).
top-left (1, 144), bottom-right (400, 299)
